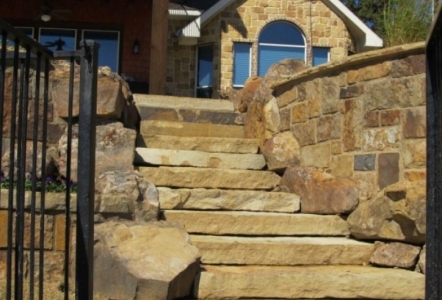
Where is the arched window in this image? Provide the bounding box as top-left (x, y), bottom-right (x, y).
top-left (258, 21), bottom-right (306, 76)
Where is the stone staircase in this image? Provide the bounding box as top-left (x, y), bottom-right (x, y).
top-left (133, 94), bottom-right (425, 300)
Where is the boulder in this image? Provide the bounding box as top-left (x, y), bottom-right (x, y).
top-left (95, 171), bottom-right (159, 221)
top-left (94, 220), bottom-right (201, 300)
top-left (347, 180), bottom-right (426, 244)
top-left (261, 131), bottom-right (300, 171)
top-left (280, 167), bottom-right (359, 214)
top-left (244, 101), bottom-right (267, 146)
top-left (253, 59), bottom-right (307, 104)
top-left (57, 122), bottom-right (136, 181)
top-left (237, 76), bottom-right (262, 112)
top-left (369, 242), bottom-right (421, 269)
top-left (263, 97), bottom-right (281, 136)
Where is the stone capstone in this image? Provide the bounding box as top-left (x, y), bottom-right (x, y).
top-left (94, 220), bottom-right (200, 300)
top-left (261, 131), bottom-right (301, 171)
top-left (280, 167), bottom-right (359, 214)
top-left (348, 180), bottom-right (426, 244)
top-left (369, 242), bottom-right (421, 269)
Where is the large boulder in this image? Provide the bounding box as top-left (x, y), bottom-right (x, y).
top-left (369, 242), bottom-right (421, 269)
top-left (280, 167), bottom-right (359, 214)
top-left (261, 131), bottom-right (300, 171)
top-left (348, 180), bottom-right (426, 244)
top-left (94, 220), bottom-right (201, 300)
top-left (237, 76), bottom-right (262, 113)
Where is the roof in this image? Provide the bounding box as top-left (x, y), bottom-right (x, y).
top-left (175, 0), bottom-right (383, 51)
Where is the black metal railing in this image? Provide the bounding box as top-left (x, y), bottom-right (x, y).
top-left (0, 19), bottom-right (98, 300)
top-left (426, 4), bottom-right (442, 300)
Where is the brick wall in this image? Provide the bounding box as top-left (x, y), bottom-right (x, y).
top-left (1, 0), bottom-right (152, 82)
top-left (273, 42), bottom-right (426, 200)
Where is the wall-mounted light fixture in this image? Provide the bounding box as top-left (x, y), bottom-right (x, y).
top-left (133, 39), bottom-right (140, 54)
top-left (41, 14), bottom-right (51, 22)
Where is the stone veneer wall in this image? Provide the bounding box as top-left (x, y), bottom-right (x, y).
top-left (273, 42), bottom-right (426, 200)
top-left (166, 0), bottom-right (355, 98)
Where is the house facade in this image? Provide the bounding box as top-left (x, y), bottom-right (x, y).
top-left (0, 0), bottom-right (382, 98)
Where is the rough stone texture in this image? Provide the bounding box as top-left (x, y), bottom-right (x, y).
top-left (369, 242), bottom-right (421, 269)
top-left (404, 139), bottom-right (426, 168)
top-left (330, 155), bottom-right (353, 178)
top-left (94, 220), bottom-right (200, 300)
top-left (404, 170), bottom-right (426, 182)
top-left (135, 148), bottom-right (266, 170)
top-left (340, 85), bottom-right (364, 99)
top-left (0, 189), bottom-right (77, 212)
top-left (195, 265), bottom-right (425, 300)
top-left (237, 76), bottom-right (262, 113)
top-left (134, 94), bottom-right (234, 112)
top-left (404, 107), bottom-right (426, 138)
top-left (380, 109), bottom-right (400, 126)
top-left (378, 153), bottom-right (400, 189)
top-left (353, 172), bottom-right (377, 202)
top-left (347, 62), bottom-right (391, 84)
top-left (158, 188), bottom-right (300, 213)
top-left (263, 97), bottom-right (281, 136)
top-left (261, 131), bottom-right (300, 171)
top-left (140, 167), bottom-right (281, 190)
top-left (164, 211), bottom-right (349, 236)
top-left (95, 171), bottom-right (159, 221)
top-left (140, 136), bottom-right (258, 154)
top-left (348, 181), bottom-right (426, 244)
top-left (141, 120), bottom-right (244, 139)
top-left (321, 78), bottom-right (340, 114)
top-left (317, 113), bottom-right (342, 142)
top-left (280, 167), bottom-right (359, 214)
top-left (362, 127), bottom-right (400, 151)
top-left (191, 235), bottom-right (373, 266)
top-left (354, 154), bottom-right (376, 171)
top-left (243, 101), bottom-right (266, 145)
top-left (343, 99), bottom-right (363, 152)
top-left (418, 245), bottom-right (426, 274)
top-left (300, 142), bottom-right (331, 168)
top-left (290, 120), bottom-right (316, 146)
top-left (58, 122), bottom-right (136, 181)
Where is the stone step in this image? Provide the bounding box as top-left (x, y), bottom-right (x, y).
top-left (136, 106), bottom-right (239, 125)
top-left (139, 167), bottom-right (280, 190)
top-left (190, 235), bottom-right (374, 266)
top-left (141, 120), bottom-right (244, 138)
top-left (163, 211), bottom-right (349, 236)
top-left (158, 187), bottom-right (299, 213)
top-left (137, 135), bottom-right (259, 154)
top-left (134, 148), bottom-right (266, 170)
top-left (194, 265), bottom-right (425, 299)
top-left (134, 94), bottom-right (234, 112)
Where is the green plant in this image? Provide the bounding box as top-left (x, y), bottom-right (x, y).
top-left (0, 171), bottom-right (77, 193)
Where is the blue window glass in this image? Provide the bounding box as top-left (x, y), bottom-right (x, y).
top-left (84, 30), bottom-right (119, 72)
top-left (258, 45), bottom-right (304, 76)
top-left (233, 43), bottom-right (251, 87)
top-left (313, 47), bottom-right (330, 66)
top-left (197, 44), bottom-right (213, 87)
top-left (259, 22), bottom-right (305, 46)
top-left (40, 28), bottom-right (76, 51)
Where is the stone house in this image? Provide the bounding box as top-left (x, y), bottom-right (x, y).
top-left (0, 0), bottom-right (382, 97)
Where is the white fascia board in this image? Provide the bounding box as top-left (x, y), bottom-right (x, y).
top-left (177, 0), bottom-right (236, 45)
top-left (322, 0), bottom-right (383, 52)
top-left (169, 8), bottom-right (201, 20)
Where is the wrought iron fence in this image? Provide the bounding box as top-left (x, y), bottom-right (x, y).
top-left (426, 4), bottom-right (442, 300)
top-left (0, 19), bottom-right (98, 300)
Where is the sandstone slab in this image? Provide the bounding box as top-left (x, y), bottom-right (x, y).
top-left (135, 148), bottom-right (265, 170)
top-left (141, 120), bottom-right (244, 138)
top-left (94, 220), bottom-right (200, 300)
top-left (348, 180), bottom-right (426, 244)
top-left (158, 187), bottom-right (299, 212)
top-left (139, 167), bottom-right (280, 190)
top-left (280, 167), bottom-right (359, 214)
top-left (370, 242), bottom-right (421, 269)
top-left (139, 135), bottom-right (259, 153)
top-left (194, 265), bottom-right (425, 299)
top-left (261, 131), bottom-right (300, 171)
top-left (134, 94), bottom-right (234, 112)
top-left (164, 211), bottom-right (348, 236)
top-left (190, 235), bottom-right (373, 265)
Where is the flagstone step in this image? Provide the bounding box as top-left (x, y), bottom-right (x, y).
top-left (163, 211), bottom-right (349, 236)
top-left (194, 265), bottom-right (425, 299)
top-left (158, 187), bottom-right (299, 213)
top-left (134, 94), bottom-right (235, 112)
top-left (140, 120), bottom-right (244, 138)
top-left (190, 235), bottom-right (374, 266)
top-left (137, 135), bottom-right (259, 154)
top-left (138, 167), bottom-right (280, 190)
top-left (134, 148), bottom-right (266, 170)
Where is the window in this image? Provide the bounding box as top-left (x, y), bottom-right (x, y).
top-left (233, 43), bottom-right (251, 87)
top-left (83, 30), bottom-right (120, 72)
top-left (196, 44), bottom-right (213, 98)
top-left (16, 27), bottom-right (34, 39)
top-left (258, 22), bottom-right (306, 76)
top-left (39, 28), bottom-right (76, 51)
top-left (312, 47), bottom-right (330, 66)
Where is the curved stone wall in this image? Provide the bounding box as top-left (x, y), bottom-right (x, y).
top-left (273, 42), bottom-right (426, 200)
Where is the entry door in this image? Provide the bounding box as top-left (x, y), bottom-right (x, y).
top-left (196, 44), bottom-right (213, 98)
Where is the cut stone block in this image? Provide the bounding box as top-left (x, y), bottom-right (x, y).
top-left (134, 94), bottom-right (234, 112)
top-left (190, 235), bottom-right (373, 265)
top-left (140, 120), bottom-right (245, 138)
top-left (138, 135), bottom-right (259, 154)
top-left (163, 211), bottom-right (349, 236)
top-left (135, 148), bottom-right (265, 170)
top-left (194, 265), bottom-right (425, 299)
top-left (139, 167), bottom-right (280, 190)
top-left (158, 187), bottom-right (299, 213)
